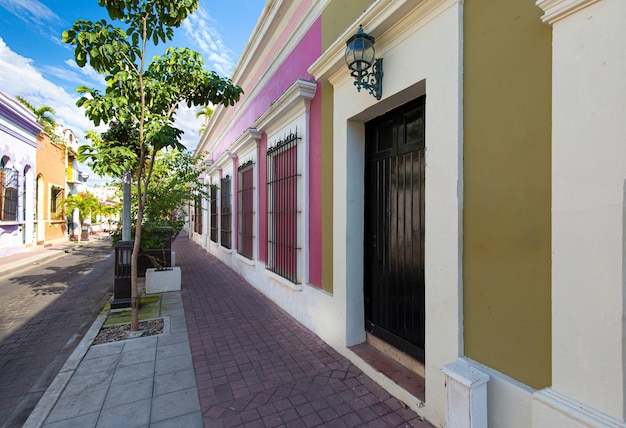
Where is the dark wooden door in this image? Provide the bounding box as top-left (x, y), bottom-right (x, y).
top-left (364, 96), bottom-right (425, 362)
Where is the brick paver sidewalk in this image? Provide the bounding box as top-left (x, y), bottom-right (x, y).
top-left (175, 235), bottom-right (431, 427)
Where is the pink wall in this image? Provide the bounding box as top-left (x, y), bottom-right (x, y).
top-left (216, 17), bottom-right (323, 287)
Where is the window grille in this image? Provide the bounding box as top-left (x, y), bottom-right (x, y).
top-left (0, 167), bottom-right (19, 222)
top-left (220, 176), bottom-right (232, 249)
top-left (210, 186), bottom-right (218, 243)
top-left (238, 161), bottom-right (254, 259)
top-left (266, 131), bottom-right (300, 282)
top-left (50, 185), bottom-right (64, 220)
top-left (193, 194), bottom-right (203, 234)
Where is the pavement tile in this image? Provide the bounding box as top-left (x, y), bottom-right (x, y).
top-left (261, 413), bottom-right (282, 427)
top-left (84, 342), bottom-right (124, 360)
top-left (156, 340), bottom-right (191, 359)
top-left (72, 354), bottom-right (118, 377)
top-left (110, 360), bottom-right (155, 386)
top-left (153, 367), bottom-right (197, 396)
top-left (96, 397), bottom-right (151, 428)
top-left (102, 377), bottom-right (153, 409)
top-left (61, 370), bottom-right (113, 398)
top-left (117, 347), bottom-right (156, 367)
top-left (154, 351), bottom-right (193, 375)
top-left (301, 412), bottom-right (324, 426)
top-left (150, 387), bottom-right (200, 423)
top-left (42, 411), bottom-right (99, 428)
top-left (341, 411), bottom-right (365, 427)
top-left (121, 336), bottom-right (158, 352)
top-left (45, 387), bottom-right (108, 423)
top-left (156, 331), bottom-right (188, 346)
top-left (150, 410), bottom-right (203, 428)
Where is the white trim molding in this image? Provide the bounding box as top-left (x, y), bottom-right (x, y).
top-left (536, 0), bottom-right (602, 24)
top-left (533, 388), bottom-right (626, 427)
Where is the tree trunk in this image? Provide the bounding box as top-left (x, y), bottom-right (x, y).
top-left (130, 208), bottom-right (143, 331)
top-left (130, 238), bottom-right (140, 331)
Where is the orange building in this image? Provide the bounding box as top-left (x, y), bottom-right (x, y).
top-left (35, 132), bottom-right (67, 244)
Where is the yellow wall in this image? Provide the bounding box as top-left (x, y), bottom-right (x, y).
top-left (321, 0), bottom-right (373, 51)
top-left (463, 1), bottom-right (552, 388)
top-left (320, 0), bottom-right (373, 293)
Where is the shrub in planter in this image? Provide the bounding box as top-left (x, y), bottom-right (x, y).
top-left (111, 220), bottom-right (183, 276)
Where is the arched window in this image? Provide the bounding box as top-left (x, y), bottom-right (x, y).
top-left (0, 156), bottom-right (19, 222)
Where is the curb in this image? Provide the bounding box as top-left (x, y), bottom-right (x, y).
top-left (22, 310), bottom-right (108, 428)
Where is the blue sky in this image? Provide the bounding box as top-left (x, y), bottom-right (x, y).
top-left (0, 0), bottom-right (265, 181)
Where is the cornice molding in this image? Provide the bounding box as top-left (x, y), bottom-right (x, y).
top-left (536, 0), bottom-right (602, 24)
top-left (230, 127), bottom-right (262, 156)
top-left (308, 0), bottom-right (450, 83)
top-left (0, 91), bottom-right (42, 139)
top-left (254, 79), bottom-right (317, 132)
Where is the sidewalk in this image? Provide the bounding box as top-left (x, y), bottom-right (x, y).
top-left (24, 234), bottom-right (431, 427)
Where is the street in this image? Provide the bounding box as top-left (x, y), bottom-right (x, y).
top-left (0, 239), bottom-right (114, 428)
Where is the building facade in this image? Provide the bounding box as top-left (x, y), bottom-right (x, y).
top-left (192, 1), bottom-right (626, 426)
top-left (0, 91), bottom-right (39, 257)
top-left (35, 131), bottom-right (67, 245)
top-left (55, 125), bottom-right (85, 240)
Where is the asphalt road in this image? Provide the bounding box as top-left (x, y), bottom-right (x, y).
top-left (0, 238), bottom-right (114, 428)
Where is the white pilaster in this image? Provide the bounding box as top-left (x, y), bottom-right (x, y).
top-left (537, 0), bottom-right (626, 422)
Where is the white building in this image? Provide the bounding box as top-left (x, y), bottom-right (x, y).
top-left (0, 91), bottom-right (40, 257)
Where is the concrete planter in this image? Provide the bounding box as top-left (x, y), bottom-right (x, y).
top-left (145, 266), bottom-right (181, 294)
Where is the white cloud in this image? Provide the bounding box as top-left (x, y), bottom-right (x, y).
top-left (0, 37), bottom-right (203, 184)
top-left (175, 104), bottom-right (204, 151)
top-left (0, 38), bottom-right (97, 136)
top-left (0, 0), bottom-right (59, 25)
top-left (0, 37), bottom-right (109, 182)
top-left (182, 6), bottom-right (236, 77)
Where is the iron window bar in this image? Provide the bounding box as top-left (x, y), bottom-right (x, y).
top-left (209, 186), bottom-right (218, 243)
top-left (266, 130), bottom-right (301, 283)
top-left (238, 161), bottom-right (255, 260)
top-left (220, 175), bottom-right (232, 249)
top-left (0, 167), bottom-right (19, 222)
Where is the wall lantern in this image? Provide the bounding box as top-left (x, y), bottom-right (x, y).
top-left (345, 25), bottom-right (383, 100)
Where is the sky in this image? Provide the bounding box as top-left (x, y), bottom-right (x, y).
top-left (0, 0), bottom-right (265, 183)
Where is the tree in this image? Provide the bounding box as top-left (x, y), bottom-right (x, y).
top-left (195, 105), bottom-right (213, 135)
top-left (81, 122), bottom-right (139, 179)
top-left (65, 191), bottom-right (101, 241)
top-left (144, 148), bottom-right (207, 226)
top-left (63, 0), bottom-right (243, 330)
top-left (16, 96), bottom-right (57, 136)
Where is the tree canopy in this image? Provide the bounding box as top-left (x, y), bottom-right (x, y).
top-left (16, 96), bottom-right (57, 136)
top-left (63, 0), bottom-right (243, 330)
